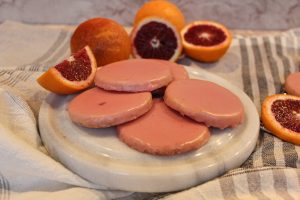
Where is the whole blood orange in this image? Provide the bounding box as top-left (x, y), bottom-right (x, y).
top-left (181, 21), bottom-right (232, 62)
top-left (131, 17), bottom-right (182, 62)
top-left (70, 18), bottom-right (131, 66)
top-left (37, 46), bottom-right (97, 94)
top-left (134, 0), bottom-right (185, 31)
top-left (261, 94), bottom-right (300, 145)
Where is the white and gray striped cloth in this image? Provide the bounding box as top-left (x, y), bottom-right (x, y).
top-left (0, 21), bottom-right (299, 200)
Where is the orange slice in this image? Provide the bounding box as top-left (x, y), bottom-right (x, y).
top-left (261, 94), bottom-right (300, 145)
top-left (134, 0), bottom-right (185, 31)
top-left (180, 21), bottom-right (232, 62)
top-left (131, 17), bottom-right (182, 62)
top-left (37, 46), bottom-right (97, 94)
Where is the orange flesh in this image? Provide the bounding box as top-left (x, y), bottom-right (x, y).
top-left (271, 99), bottom-right (300, 133)
top-left (184, 24), bottom-right (226, 46)
top-left (133, 21), bottom-right (178, 60)
top-left (55, 48), bottom-right (91, 81)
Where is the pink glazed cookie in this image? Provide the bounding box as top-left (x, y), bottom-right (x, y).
top-left (164, 79), bottom-right (244, 129)
top-left (154, 59), bottom-right (189, 81)
top-left (118, 99), bottom-right (210, 156)
top-left (151, 59), bottom-right (189, 96)
top-left (68, 87), bottom-right (152, 128)
top-left (94, 59), bottom-right (173, 92)
top-left (285, 72), bottom-right (300, 96)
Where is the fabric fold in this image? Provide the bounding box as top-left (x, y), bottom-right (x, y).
top-left (0, 87), bottom-right (130, 199)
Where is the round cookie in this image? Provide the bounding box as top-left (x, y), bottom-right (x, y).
top-left (94, 59), bottom-right (173, 92)
top-left (164, 79), bottom-right (244, 129)
top-left (154, 59), bottom-right (189, 81)
top-left (151, 59), bottom-right (189, 97)
top-left (68, 87), bottom-right (152, 128)
top-left (285, 72), bottom-right (300, 96)
top-left (118, 99), bottom-right (210, 156)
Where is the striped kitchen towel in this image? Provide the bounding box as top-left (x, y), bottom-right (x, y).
top-left (0, 20), bottom-right (299, 200)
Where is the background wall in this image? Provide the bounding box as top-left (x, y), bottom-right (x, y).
top-left (0, 0), bottom-right (299, 30)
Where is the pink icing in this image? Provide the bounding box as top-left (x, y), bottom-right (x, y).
top-left (118, 99), bottom-right (210, 155)
top-left (94, 59), bottom-right (173, 92)
top-left (68, 87), bottom-right (152, 128)
top-left (164, 79), bottom-right (244, 129)
top-left (285, 72), bottom-right (300, 96)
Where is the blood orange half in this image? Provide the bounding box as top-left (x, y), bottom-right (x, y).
top-left (261, 94), bottom-right (300, 145)
top-left (37, 46), bottom-right (97, 94)
top-left (134, 0), bottom-right (185, 31)
top-left (181, 21), bottom-right (232, 62)
top-left (131, 17), bottom-right (182, 62)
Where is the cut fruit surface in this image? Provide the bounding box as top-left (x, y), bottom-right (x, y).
top-left (131, 17), bottom-right (182, 62)
top-left (94, 59), bottom-right (173, 92)
top-left (118, 99), bottom-right (210, 156)
top-left (134, 0), bottom-right (185, 31)
top-left (284, 72), bottom-right (300, 96)
top-left (181, 21), bottom-right (232, 62)
top-left (37, 46), bottom-right (97, 94)
top-left (68, 87), bottom-right (152, 128)
top-left (261, 94), bottom-right (300, 145)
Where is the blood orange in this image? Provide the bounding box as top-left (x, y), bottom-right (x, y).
top-left (131, 17), bottom-right (182, 62)
top-left (37, 46), bottom-right (97, 94)
top-left (261, 94), bottom-right (300, 145)
top-left (70, 18), bottom-right (131, 66)
top-left (134, 0), bottom-right (185, 31)
top-left (181, 21), bottom-right (232, 62)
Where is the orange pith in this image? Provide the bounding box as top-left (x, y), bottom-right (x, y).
top-left (261, 94), bottom-right (300, 145)
top-left (131, 17), bottom-right (182, 62)
top-left (134, 0), bottom-right (185, 31)
top-left (37, 46), bottom-right (97, 95)
top-left (181, 21), bottom-right (232, 62)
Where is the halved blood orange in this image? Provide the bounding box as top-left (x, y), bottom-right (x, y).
top-left (131, 17), bottom-right (182, 62)
top-left (37, 46), bottom-right (97, 94)
top-left (134, 0), bottom-right (185, 31)
top-left (180, 21), bottom-right (232, 62)
top-left (261, 94), bottom-right (300, 145)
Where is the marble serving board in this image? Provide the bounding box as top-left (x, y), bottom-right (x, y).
top-left (38, 67), bottom-right (260, 192)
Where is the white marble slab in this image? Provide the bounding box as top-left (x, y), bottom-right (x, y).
top-left (0, 0), bottom-right (299, 30)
